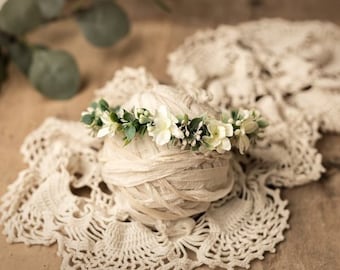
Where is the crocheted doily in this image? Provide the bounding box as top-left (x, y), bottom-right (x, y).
top-left (168, 18), bottom-right (340, 187)
top-left (1, 18), bottom-right (339, 270)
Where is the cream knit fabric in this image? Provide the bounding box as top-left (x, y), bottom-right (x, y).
top-left (1, 18), bottom-right (340, 270)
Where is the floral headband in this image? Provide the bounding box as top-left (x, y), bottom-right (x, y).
top-left (81, 99), bottom-right (268, 154)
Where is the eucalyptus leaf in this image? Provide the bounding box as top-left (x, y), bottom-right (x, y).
top-left (189, 117), bottom-right (203, 131)
top-left (76, 0), bottom-right (130, 47)
top-left (123, 111), bottom-right (135, 122)
top-left (125, 125), bottom-right (136, 141)
top-left (37, 0), bottom-right (64, 19)
top-left (110, 111), bottom-right (119, 122)
top-left (8, 42), bottom-right (33, 75)
top-left (231, 110), bottom-right (238, 120)
top-left (81, 114), bottom-right (95, 125)
top-left (99, 98), bottom-right (109, 111)
top-left (29, 49), bottom-right (80, 99)
top-left (0, 0), bottom-right (44, 35)
top-left (90, 101), bottom-right (98, 109)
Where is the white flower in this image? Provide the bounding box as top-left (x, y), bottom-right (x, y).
top-left (240, 118), bottom-right (258, 134)
top-left (237, 133), bottom-right (250, 154)
top-left (148, 106), bottom-right (183, 145)
top-left (97, 111), bottom-right (119, 138)
top-left (203, 119), bottom-right (233, 153)
top-left (239, 109), bottom-right (250, 120)
top-left (134, 108), bottom-right (150, 124)
top-left (116, 108), bottom-right (125, 119)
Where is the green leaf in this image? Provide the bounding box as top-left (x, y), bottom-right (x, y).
top-left (99, 98), bottom-right (109, 111)
top-left (95, 117), bottom-right (103, 126)
top-left (0, 0), bottom-right (44, 35)
top-left (201, 125), bottom-right (209, 137)
top-left (139, 125), bottom-right (147, 136)
top-left (29, 49), bottom-right (80, 99)
top-left (257, 120), bottom-right (269, 128)
top-left (6, 41), bottom-right (46, 75)
top-left (123, 111), bottom-right (135, 122)
top-left (7, 42), bottom-right (33, 75)
top-left (189, 117), bottom-right (203, 131)
top-left (183, 114), bottom-right (189, 124)
top-left (231, 110), bottom-right (238, 120)
top-left (132, 119), bottom-right (140, 127)
top-left (125, 124), bottom-right (136, 141)
top-left (81, 114), bottom-right (94, 125)
top-left (37, 0), bottom-right (64, 19)
top-left (109, 111), bottom-right (119, 122)
top-left (76, 0), bottom-right (130, 47)
top-left (90, 101), bottom-right (98, 109)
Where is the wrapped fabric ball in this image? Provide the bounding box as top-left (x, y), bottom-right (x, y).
top-left (99, 85), bottom-right (236, 225)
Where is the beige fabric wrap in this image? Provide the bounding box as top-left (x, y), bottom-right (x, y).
top-left (100, 85), bottom-right (235, 224)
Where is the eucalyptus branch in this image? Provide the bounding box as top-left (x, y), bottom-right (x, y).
top-left (0, 0), bottom-right (169, 99)
top-left (0, 0), bottom-right (130, 99)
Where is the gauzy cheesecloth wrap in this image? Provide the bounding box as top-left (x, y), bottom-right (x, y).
top-left (2, 18), bottom-right (340, 270)
top-left (99, 85), bottom-right (235, 225)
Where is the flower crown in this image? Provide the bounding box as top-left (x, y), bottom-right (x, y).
top-left (81, 99), bottom-right (268, 154)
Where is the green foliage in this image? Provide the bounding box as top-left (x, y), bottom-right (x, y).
top-left (76, 0), bottom-right (130, 47)
top-left (189, 117), bottom-right (203, 132)
top-left (0, 0), bottom-right (44, 36)
top-left (123, 111), bottom-right (135, 122)
top-left (109, 111), bottom-right (119, 122)
top-left (81, 98), bottom-right (269, 154)
top-left (124, 124), bottom-right (136, 142)
top-left (99, 98), bottom-right (109, 111)
top-left (7, 42), bottom-right (34, 75)
top-left (81, 114), bottom-right (95, 125)
top-left (0, 0), bottom-right (160, 99)
top-left (257, 119), bottom-right (269, 128)
top-left (37, 0), bottom-right (64, 19)
top-left (29, 49), bottom-right (80, 99)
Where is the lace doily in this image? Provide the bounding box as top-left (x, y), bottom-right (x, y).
top-left (168, 18), bottom-right (340, 187)
top-left (1, 18), bottom-right (340, 270)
